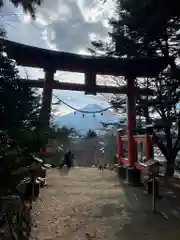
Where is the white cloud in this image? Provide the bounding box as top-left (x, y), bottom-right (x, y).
top-left (77, 49), bottom-right (90, 55)
top-left (1, 0), bottom-right (114, 113)
top-left (1, 0), bottom-right (114, 52)
top-left (36, 14), bottom-right (48, 26)
top-left (20, 13), bottom-right (31, 23)
top-left (77, 0), bottom-right (115, 23)
top-left (41, 28), bottom-right (58, 50)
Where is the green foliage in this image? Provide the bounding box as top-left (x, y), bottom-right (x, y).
top-left (0, 0), bottom-right (43, 236)
top-left (0, 130), bottom-right (32, 193)
top-left (86, 130), bottom-right (97, 138)
top-left (48, 125), bottom-right (75, 145)
top-left (0, 0), bottom-right (43, 38)
top-left (0, 53), bottom-right (40, 135)
top-left (91, 0), bottom-right (180, 176)
top-left (0, 0), bottom-right (43, 19)
top-left (50, 125), bottom-right (75, 139)
top-left (131, 128), bottom-right (146, 135)
top-left (37, 125), bottom-right (76, 165)
top-left (0, 46), bottom-right (41, 191)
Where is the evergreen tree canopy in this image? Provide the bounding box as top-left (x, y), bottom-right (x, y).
top-left (86, 130), bottom-right (97, 138)
top-left (0, 51), bottom-right (41, 193)
top-left (0, 0), bottom-right (42, 19)
top-left (0, 53), bottom-right (40, 133)
top-left (0, 0), bottom-right (43, 194)
top-left (92, 0), bottom-right (180, 176)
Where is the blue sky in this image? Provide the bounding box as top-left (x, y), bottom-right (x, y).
top-left (0, 0), bottom-right (116, 116)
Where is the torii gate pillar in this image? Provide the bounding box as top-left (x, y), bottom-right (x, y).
top-left (127, 75), bottom-right (137, 166)
top-left (126, 75), bottom-right (141, 185)
top-left (39, 68), bottom-right (56, 151)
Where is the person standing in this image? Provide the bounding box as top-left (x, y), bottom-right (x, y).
top-left (64, 150), bottom-right (73, 170)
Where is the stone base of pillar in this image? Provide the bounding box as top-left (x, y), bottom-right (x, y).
top-left (127, 167), bottom-right (142, 186)
top-left (117, 165), bottom-right (127, 180)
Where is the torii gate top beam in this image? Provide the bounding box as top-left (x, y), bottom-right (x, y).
top-left (1, 39), bottom-right (173, 77)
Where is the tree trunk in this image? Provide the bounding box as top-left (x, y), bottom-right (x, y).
top-left (165, 155), bottom-right (176, 177)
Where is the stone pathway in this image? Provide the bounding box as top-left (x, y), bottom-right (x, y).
top-left (31, 167), bottom-right (180, 240)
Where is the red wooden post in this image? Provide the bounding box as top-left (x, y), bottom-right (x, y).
top-left (40, 69), bottom-right (55, 126)
top-left (40, 147), bottom-right (46, 153)
top-left (127, 76), bottom-right (137, 167)
top-left (39, 68), bottom-right (56, 149)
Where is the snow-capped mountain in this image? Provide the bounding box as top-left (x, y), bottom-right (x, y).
top-left (55, 104), bottom-right (123, 134)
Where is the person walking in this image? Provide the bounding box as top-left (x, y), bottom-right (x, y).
top-left (64, 150), bottom-right (73, 171)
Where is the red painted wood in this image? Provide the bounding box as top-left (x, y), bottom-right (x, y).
top-left (121, 157), bottom-right (129, 165)
top-left (135, 162), bottom-right (147, 171)
top-left (134, 136), bottom-right (146, 143)
top-left (116, 133), bottom-right (154, 170)
top-left (3, 39), bottom-right (171, 77)
top-left (127, 76), bottom-right (137, 167)
top-left (40, 147), bottom-right (46, 153)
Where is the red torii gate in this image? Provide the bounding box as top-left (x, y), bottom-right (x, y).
top-left (1, 38), bottom-right (172, 183)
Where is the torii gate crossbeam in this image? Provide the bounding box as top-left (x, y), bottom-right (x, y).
top-left (1, 38), bottom-right (173, 184)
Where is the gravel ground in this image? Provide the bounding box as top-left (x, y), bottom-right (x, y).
top-left (31, 167), bottom-right (180, 240)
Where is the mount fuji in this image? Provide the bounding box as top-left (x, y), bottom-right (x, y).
top-left (55, 104), bottom-right (122, 134)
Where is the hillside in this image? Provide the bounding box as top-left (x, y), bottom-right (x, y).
top-left (55, 104), bottom-right (121, 134)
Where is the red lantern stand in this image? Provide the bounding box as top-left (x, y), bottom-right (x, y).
top-left (40, 147), bottom-right (47, 153)
top-left (116, 129), bottom-right (153, 184)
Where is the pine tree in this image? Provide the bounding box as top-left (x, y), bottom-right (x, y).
top-left (0, 53), bottom-right (40, 135)
top-left (0, 45), bottom-right (41, 192)
top-left (92, 0), bottom-right (180, 177)
top-left (0, 0), bottom-right (43, 19)
top-left (86, 130), bottom-right (97, 138)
